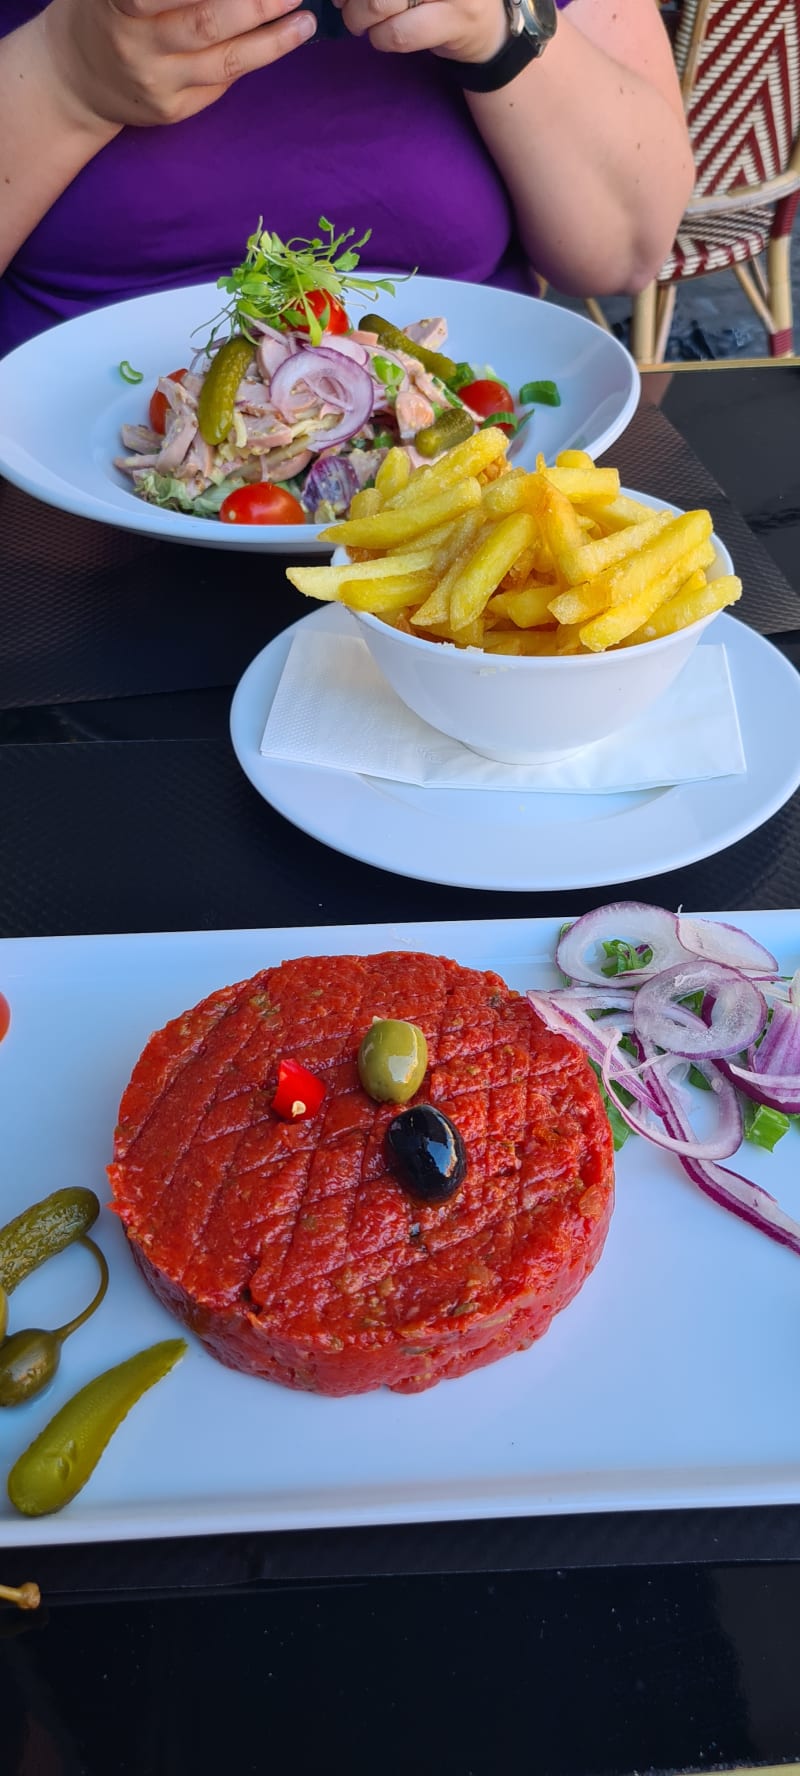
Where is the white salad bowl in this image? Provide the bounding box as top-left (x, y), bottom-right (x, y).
top-left (336, 492), bottom-right (735, 766)
top-left (0, 275), bottom-right (638, 553)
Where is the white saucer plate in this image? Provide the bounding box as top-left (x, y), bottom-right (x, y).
top-left (229, 606), bottom-right (800, 892)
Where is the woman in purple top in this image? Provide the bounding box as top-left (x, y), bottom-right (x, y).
top-left (0, 0), bottom-right (692, 357)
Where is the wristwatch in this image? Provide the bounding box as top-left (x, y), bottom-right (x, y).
top-left (449, 0), bottom-right (558, 93)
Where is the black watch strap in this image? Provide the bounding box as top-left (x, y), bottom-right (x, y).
top-left (446, 28), bottom-right (542, 93)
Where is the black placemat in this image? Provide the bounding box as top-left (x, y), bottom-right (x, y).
top-left (1, 736), bottom-right (799, 938)
top-left (1, 397), bottom-right (799, 709)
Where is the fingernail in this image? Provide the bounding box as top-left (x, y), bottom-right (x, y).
top-left (296, 8), bottom-right (316, 34)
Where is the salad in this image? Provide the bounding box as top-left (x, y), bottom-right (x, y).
top-left (114, 220), bottom-right (559, 526)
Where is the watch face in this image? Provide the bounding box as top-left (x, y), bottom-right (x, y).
top-left (518, 0), bottom-right (557, 40)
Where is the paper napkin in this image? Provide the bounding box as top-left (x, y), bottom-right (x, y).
top-left (259, 631), bottom-right (745, 794)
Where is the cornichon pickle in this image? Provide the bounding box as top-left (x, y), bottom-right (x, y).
top-left (0, 1188), bottom-right (100, 1295)
top-left (0, 1236), bottom-right (110, 1409)
top-left (7, 1338), bottom-right (187, 1517)
top-left (357, 1019), bottom-right (428, 1105)
top-left (0, 1283), bottom-right (7, 1342)
top-left (197, 335), bottom-right (254, 446)
top-left (360, 314), bottom-right (458, 386)
top-left (414, 408), bottom-right (475, 459)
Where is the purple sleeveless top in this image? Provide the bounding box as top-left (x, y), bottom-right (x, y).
top-left (0, 0), bottom-right (571, 356)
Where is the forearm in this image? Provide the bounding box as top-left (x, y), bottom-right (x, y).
top-left (466, 10), bottom-right (695, 295)
top-left (0, 14), bottom-right (119, 280)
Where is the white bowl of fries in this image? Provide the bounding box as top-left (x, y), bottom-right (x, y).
top-left (287, 432), bottom-right (741, 766)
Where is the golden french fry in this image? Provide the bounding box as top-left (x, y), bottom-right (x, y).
top-left (624, 573), bottom-right (742, 644)
top-left (320, 478), bottom-right (482, 549)
top-left (349, 487), bottom-right (383, 519)
top-left (449, 512), bottom-right (536, 632)
top-left (411, 518), bottom-right (495, 629)
top-left (488, 584), bottom-right (560, 628)
top-left (481, 468), bottom-right (530, 517)
top-left (580, 494), bottom-right (658, 532)
top-left (578, 512), bottom-right (714, 610)
top-left (555, 449), bottom-right (594, 470)
top-left (384, 519), bottom-right (459, 554)
top-left (433, 507), bottom-right (486, 575)
top-left (539, 461), bottom-right (620, 506)
top-left (286, 550), bottom-right (437, 601)
top-left (375, 447), bottom-right (411, 501)
top-left (385, 428), bottom-right (507, 508)
top-left (579, 539), bottom-right (717, 651)
top-left (342, 577), bottom-right (435, 613)
top-left (560, 510), bottom-right (675, 587)
top-left (483, 629), bottom-right (562, 656)
top-left (547, 584), bottom-right (608, 625)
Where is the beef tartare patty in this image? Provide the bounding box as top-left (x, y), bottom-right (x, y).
top-left (108, 953), bottom-right (614, 1395)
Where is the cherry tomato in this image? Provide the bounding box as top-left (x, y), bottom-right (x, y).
top-left (148, 369), bottom-right (188, 436)
top-left (283, 289), bottom-right (350, 336)
top-left (458, 378), bottom-right (516, 436)
top-left (219, 483), bottom-right (306, 526)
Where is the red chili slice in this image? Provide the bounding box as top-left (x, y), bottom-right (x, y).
top-left (272, 1057), bottom-right (326, 1120)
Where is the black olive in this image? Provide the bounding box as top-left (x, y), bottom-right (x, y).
top-left (386, 1105), bottom-right (466, 1206)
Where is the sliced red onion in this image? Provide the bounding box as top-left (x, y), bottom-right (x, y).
top-left (527, 993), bottom-right (658, 1108)
top-left (301, 453), bottom-right (360, 517)
top-left (556, 902), bottom-right (691, 986)
top-left (749, 995), bottom-right (800, 1075)
top-left (316, 335), bottom-right (369, 365)
top-left (677, 914), bottom-right (778, 975)
top-left (648, 1068), bottom-right (800, 1257)
top-left (724, 1061), bottom-right (800, 1114)
top-left (601, 1045), bottom-right (743, 1159)
top-left (269, 348), bottom-right (374, 449)
top-left (632, 962), bottom-right (767, 1059)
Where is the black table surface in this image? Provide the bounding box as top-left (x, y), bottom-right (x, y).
top-left (2, 363), bottom-right (800, 1776)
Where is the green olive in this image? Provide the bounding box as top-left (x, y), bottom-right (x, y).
top-left (357, 1019), bottom-right (428, 1105)
top-left (0, 1283), bottom-right (7, 1343)
top-left (0, 1237), bottom-right (109, 1409)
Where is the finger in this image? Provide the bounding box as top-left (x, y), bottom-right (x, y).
top-left (152, 0), bottom-right (307, 53)
top-left (180, 4), bottom-right (315, 82)
top-left (341, 0), bottom-right (447, 49)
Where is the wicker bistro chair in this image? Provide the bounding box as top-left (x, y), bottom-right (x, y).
top-left (588, 0), bottom-right (800, 362)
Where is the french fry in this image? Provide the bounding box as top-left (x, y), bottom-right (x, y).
top-left (411, 517), bottom-right (494, 629)
top-left (555, 449), bottom-right (594, 470)
top-left (449, 512), bottom-right (536, 632)
top-left (375, 447), bottom-right (411, 501)
top-left (539, 460), bottom-right (620, 506)
top-left (559, 509), bottom-right (675, 587)
top-left (488, 583), bottom-right (560, 628)
top-left (580, 493), bottom-right (658, 532)
top-left (342, 574), bottom-right (436, 613)
top-left (320, 478), bottom-right (482, 549)
top-left (286, 550), bottom-right (437, 601)
top-left (623, 573), bottom-right (742, 644)
top-left (385, 428), bottom-right (507, 508)
top-left (349, 487), bottom-right (383, 519)
top-left (483, 629), bottom-right (562, 656)
top-left (433, 507), bottom-right (486, 575)
top-left (579, 540), bottom-right (717, 651)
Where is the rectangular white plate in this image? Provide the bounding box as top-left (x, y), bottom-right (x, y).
top-left (1, 913), bottom-right (799, 1549)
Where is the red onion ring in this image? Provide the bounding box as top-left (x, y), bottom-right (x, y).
top-left (269, 348), bottom-right (374, 450)
top-left (647, 1068), bottom-right (800, 1257)
top-left (632, 962), bottom-right (767, 1059)
top-left (556, 902), bottom-right (690, 986)
top-left (677, 915), bottom-right (778, 975)
top-left (600, 1044), bottom-right (743, 1159)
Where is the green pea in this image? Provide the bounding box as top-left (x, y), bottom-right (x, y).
top-left (7, 1338), bottom-right (187, 1518)
top-left (0, 1187), bottom-right (100, 1296)
top-left (197, 335), bottom-right (254, 445)
top-left (0, 1237), bottom-right (109, 1409)
top-left (357, 1019), bottom-right (428, 1105)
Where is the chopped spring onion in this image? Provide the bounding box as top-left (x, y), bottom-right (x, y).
top-left (119, 361), bottom-right (144, 384)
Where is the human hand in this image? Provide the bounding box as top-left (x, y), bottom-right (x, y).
top-left (333, 0), bottom-right (507, 65)
top-left (41, 0), bottom-right (317, 131)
